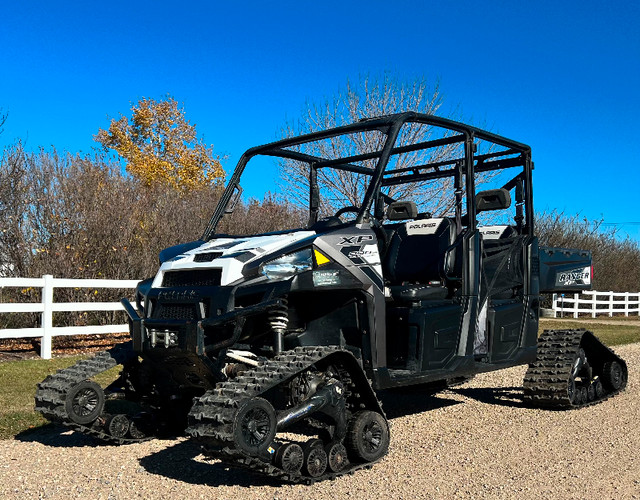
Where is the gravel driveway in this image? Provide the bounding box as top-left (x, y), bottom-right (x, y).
top-left (1, 343), bottom-right (639, 500)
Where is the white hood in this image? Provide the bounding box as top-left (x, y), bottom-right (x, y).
top-left (153, 231), bottom-right (316, 287)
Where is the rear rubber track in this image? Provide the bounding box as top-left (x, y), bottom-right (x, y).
top-left (35, 343), bottom-right (149, 444)
top-left (523, 329), bottom-right (627, 409)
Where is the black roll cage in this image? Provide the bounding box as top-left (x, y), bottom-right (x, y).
top-left (202, 112), bottom-right (533, 240)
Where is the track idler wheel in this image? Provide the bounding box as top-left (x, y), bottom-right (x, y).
top-left (587, 383), bottom-right (596, 402)
top-left (303, 440), bottom-right (328, 478)
top-left (603, 361), bottom-right (625, 391)
top-left (129, 412), bottom-right (153, 439)
top-left (567, 378), bottom-right (577, 405)
top-left (106, 414), bottom-right (130, 438)
top-left (594, 379), bottom-right (604, 399)
top-left (578, 386), bottom-right (588, 405)
top-left (326, 442), bottom-right (349, 472)
top-left (64, 381), bottom-right (105, 425)
top-left (275, 443), bottom-right (304, 474)
top-left (233, 398), bottom-right (277, 456)
top-left (345, 410), bottom-right (390, 463)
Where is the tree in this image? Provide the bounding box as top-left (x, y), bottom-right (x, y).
top-left (279, 74), bottom-right (475, 215)
top-left (0, 109), bottom-right (7, 136)
top-left (95, 97), bottom-right (224, 191)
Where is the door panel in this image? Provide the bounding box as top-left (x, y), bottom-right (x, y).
top-left (488, 301), bottom-right (523, 362)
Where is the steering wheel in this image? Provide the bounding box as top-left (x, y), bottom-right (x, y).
top-left (334, 205), bottom-right (360, 219)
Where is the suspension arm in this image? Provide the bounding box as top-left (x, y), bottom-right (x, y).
top-left (276, 380), bottom-right (347, 439)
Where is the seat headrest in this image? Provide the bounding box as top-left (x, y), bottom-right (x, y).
top-left (387, 201), bottom-right (418, 221)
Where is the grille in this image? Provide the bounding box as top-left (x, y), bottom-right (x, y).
top-left (162, 269), bottom-right (222, 287)
top-left (154, 304), bottom-right (197, 320)
top-left (194, 252), bottom-right (223, 262)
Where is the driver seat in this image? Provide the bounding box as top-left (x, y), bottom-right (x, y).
top-left (383, 216), bottom-right (456, 301)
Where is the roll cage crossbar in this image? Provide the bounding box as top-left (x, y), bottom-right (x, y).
top-left (202, 112), bottom-right (533, 240)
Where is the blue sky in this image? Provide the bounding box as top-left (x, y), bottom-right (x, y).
top-left (1, 1), bottom-right (639, 240)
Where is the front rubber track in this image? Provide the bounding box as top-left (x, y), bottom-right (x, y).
top-left (186, 346), bottom-right (388, 484)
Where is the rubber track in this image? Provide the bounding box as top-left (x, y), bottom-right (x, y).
top-left (34, 344), bottom-right (148, 445)
top-left (186, 346), bottom-right (385, 484)
top-left (523, 329), bottom-right (627, 409)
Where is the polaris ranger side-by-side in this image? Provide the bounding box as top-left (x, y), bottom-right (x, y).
top-left (36, 112), bottom-right (627, 483)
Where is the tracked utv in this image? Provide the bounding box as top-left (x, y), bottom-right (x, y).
top-left (36, 112), bottom-right (627, 483)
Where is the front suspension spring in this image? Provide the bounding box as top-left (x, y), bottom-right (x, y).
top-left (269, 298), bottom-right (289, 354)
top-left (268, 298), bottom-right (289, 333)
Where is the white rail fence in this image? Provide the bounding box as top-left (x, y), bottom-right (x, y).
top-left (551, 291), bottom-right (640, 318)
top-left (0, 275), bottom-right (139, 359)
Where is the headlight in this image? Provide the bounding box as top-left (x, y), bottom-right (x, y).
top-left (260, 249), bottom-right (313, 281)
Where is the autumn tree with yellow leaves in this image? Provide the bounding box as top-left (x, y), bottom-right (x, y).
top-left (95, 97), bottom-right (224, 190)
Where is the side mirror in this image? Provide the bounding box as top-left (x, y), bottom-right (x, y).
top-left (476, 188), bottom-right (511, 213)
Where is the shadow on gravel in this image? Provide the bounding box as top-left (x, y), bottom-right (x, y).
top-left (380, 390), bottom-right (462, 419)
top-left (17, 425), bottom-right (278, 487)
top-left (138, 440), bottom-right (279, 488)
top-left (15, 424), bottom-right (98, 447)
top-left (450, 386), bottom-right (526, 408)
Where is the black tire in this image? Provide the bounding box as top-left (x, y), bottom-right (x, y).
top-left (232, 397), bottom-right (277, 456)
top-left (107, 414), bottom-right (130, 438)
top-left (303, 444), bottom-right (328, 478)
top-left (345, 410), bottom-right (390, 463)
top-left (64, 380), bottom-right (105, 425)
top-left (603, 361), bottom-right (624, 391)
top-left (275, 443), bottom-right (304, 474)
top-left (326, 442), bottom-right (349, 472)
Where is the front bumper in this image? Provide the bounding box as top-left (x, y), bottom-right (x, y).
top-left (121, 296), bottom-right (285, 355)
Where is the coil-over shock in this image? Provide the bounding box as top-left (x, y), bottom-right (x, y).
top-left (268, 297), bottom-right (289, 354)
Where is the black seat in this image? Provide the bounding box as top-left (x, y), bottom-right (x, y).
top-left (383, 217), bottom-right (456, 301)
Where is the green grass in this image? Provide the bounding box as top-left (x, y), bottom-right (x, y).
top-left (539, 318), bottom-right (640, 346)
top-left (0, 318), bottom-right (638, 440)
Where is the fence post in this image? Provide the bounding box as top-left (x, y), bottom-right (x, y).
top-left (591, 292), bottom-right (597, 318)
top-left (623, 292), bottom-right (629, 317)
top-left (552, 293), bottom-right (558, 318)
top-left (41, 274), bottom-right (53, 359)
top-left (608, 291), bottom-right (614, 317)
top-left (573, 293), bottom-right (579, 318)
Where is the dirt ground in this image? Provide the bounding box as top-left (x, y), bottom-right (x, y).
top-left (1, 343), bottom-right (638, 499)
top-left (0, 333), bottom-right (129, 363)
